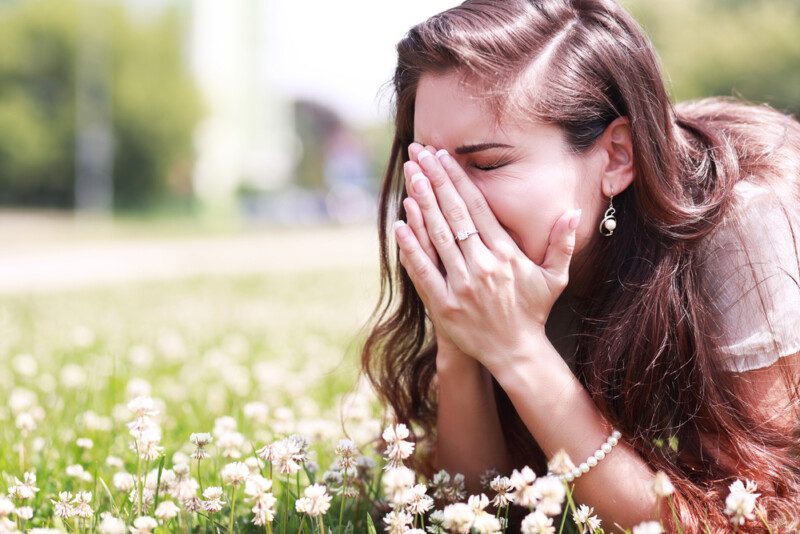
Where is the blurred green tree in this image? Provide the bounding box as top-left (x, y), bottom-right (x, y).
top-left (623, 0), bottom-right (800, 116)
top-left (0, 0), bottom-right (202, 210)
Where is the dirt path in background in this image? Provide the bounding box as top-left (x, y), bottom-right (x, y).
top-left (0, 213), bottom-right (380, 294)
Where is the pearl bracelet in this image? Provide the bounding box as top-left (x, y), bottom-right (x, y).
top-left (546, 429), bottom-right (621, 483)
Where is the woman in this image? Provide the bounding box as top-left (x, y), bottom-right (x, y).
top-left (359, 0), bottom-right (800, 530)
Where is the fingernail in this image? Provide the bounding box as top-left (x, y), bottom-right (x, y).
top-left (435, 148), bottom-right (452, 165)
top-left (393, 219), bottom-right (407, 232)
top-left (411, 172), bottom-right (429, 194)
top-left (569, 209), bottom-right (582, 230)
top-left (418, 149), bottom-right (433, 162)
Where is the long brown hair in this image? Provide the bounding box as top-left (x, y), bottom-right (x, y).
top-left (359, 0), bottom-right (800, 530)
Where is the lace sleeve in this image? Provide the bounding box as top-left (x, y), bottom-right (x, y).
top-left (698, 181), bottom-right (800, 373)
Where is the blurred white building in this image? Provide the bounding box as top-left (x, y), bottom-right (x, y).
top-left (188, 0), bottom-right (296, 213)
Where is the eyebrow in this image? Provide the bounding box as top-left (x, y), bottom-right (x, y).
top-left (415, 141), bottom-right (513, 154)
top-left (455, 142), bottom-right (513, 154)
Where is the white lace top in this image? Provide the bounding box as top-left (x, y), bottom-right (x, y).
top-left (697, 180), bottom-right (800, 372)
top-left (546, 179), bottom-right (800, 374)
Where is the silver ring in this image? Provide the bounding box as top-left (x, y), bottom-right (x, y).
top-left (454, 228), bottom-right (479, 242)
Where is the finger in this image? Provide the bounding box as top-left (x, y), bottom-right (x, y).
top-left (541, 208), bottom-right (582, 287)
top-left (403, 196), bottom-right (443, 274)
top-left (394, 219), bottom-right (448, 305)
top-left (434, 149), bottom-right (522, 256)
top-left (402, 160), bottom-right (469, 281)
top-left (405, 146), bottom-right (444, 273)
top-left (414, 147), bottom-right (487, 264)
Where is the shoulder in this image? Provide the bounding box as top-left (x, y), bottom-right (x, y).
top-left (697, 179), bottom-right (800, 372)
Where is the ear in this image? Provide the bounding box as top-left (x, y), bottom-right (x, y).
top-left (597, 116), bottom-right (635, 197)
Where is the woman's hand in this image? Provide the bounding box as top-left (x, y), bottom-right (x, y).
top-left (394, 142), bottom-right (582, 377)
top-left (401, 143), bottom-right (472, 363)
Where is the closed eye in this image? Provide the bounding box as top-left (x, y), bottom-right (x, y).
top-left (473, 162), bottom-right (505, 172)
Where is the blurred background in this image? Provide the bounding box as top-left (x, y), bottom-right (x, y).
top-left (0, 0), bottom-right (798, 292)
top-left (0, 0), bottom-right (797, 514)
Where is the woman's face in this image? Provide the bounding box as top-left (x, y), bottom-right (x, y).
top-left (412, 71), bottom-right (631, 293)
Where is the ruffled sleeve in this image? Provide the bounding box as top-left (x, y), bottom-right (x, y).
top-left (697, 180), bottom-right (800, 373)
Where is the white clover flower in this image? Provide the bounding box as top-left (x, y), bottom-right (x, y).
top-left (724, 478), bottom-right (760, 526)
top-left (244, 456), bottom-right (261, 473)
top-left (0, 499), bottom-right (14, 520)
top-left (50, 492), bottom-right (74, 519)
top-left (532, 476), bottom-right (565, 516)
top-left (441, 502), bottom-right (475, 533)
top-left (334, 438), bottom-right (358, 470)
top-left (173, 463), bottom-right (190, 478)
top-left (471, 511), bottom-right (502, 533)
top-left (182, 495), bottom-right (203, 513)
top-left (244, 474), bottom-right (273, 499)
top-left (243, 402), bottom-right (269, 424)
top-left (251, 492), bottom-right (278, 526)
top-left (127, 485), bottom-right (155, 514)
top-left (212, 416), bottom-right (237, 437)
top-left (0, 517), bottom-right (17, 532)
top-left (113, 472), bottom-right (136, 492)
top-left (521, 509), bottom-right (555, 534)
top-left (547, 449), bottom-right (576, 476)
top-left (217, 431), bottom-right (246, 459)
top-left (220, 461), bottom-right (250, 486)
top-left (190, 432), bottom-right (212, 447)
top-left (98, 511), bottom-right (126, 534)
top-left (271, 436), bottom-right (309, 475)
top-left (105, 456), bottom-right (125, 469)
top-left (651, 471), bottom-right (675, 498)
top-left (8, 471), bottom-right (39, 501)
top-left (403, 484), bottom-right (434, 516)
top-left (14, 506), bottom-right (33, 520)
top-left (170, 474), bottom-right (199, 502)
top-left (129, 515), bottom-right (158, 534)
top-left (245, 474), bottom-right (276, 527)
top-left (154, 500), bottom-right (180, 521)
top-left (489, 476), bottom-right (516, 508)
top-left (382, 509), bottom-right (413, 534)
top-left (572, 504), bottom-right (602, 533)
top-left (71, 491), bottom-right (93, 519)
top-left (468, 494), bottom-right (490, 514)
top-left (76, 437), bottom-right (94, 450)
top-left (9, 388), bottom-right (38, 415)
top-left (382, 423), bottom-right (415, 469)
top-left (632, 520), bottom-right (664, 534)
top-left (294, 484), bottom-right (331, 517)
top-left (127, 396), bottom-right (158, 419)
top-left (65, 464), bottom-right (93, 483)
top-left (510, 466), bottom-right (539, 509)
top-left (382, 466), bottom-right (416, 506)
top-left (256, 442), bottom-right (276, 463)
top-left (145, 468), bottom-right (175, 493)
top-left (201, 487), bottom-right (226, 513)
top-left (16, 412), bottom-right (37, 435)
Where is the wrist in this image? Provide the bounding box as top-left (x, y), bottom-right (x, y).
top-left (489, 332), bottom-right (564, 389)
top-left (436, 347), bottom-right (480, 376)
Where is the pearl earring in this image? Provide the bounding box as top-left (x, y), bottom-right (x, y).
top-left (599, 189), bottom-right (617, 236)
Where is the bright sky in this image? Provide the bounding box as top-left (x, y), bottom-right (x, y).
top-left (264, 0), bottom-right (459, 128)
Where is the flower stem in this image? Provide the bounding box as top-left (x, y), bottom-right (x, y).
top-left (667, 494), bottom-right (683, 534)
top-left (317, 515), bottom-right (326, 534)
top-left (283, 476), bottom-right (290, 534)
top-left (756, 507), bottom-right (774, 534)
top-left (196, 458), bottom-right (204, 494)
top-left (228, 486), bottom-right (238, 534)
top-left (135, 443), bottom-right (143, 516)
top-left (337, 471), bottom-right (348, 531)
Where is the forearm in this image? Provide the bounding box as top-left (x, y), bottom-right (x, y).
top-left (492, 337), bottom-right (664, 530)
top-left (436, 350), bottom-right (513, 494)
